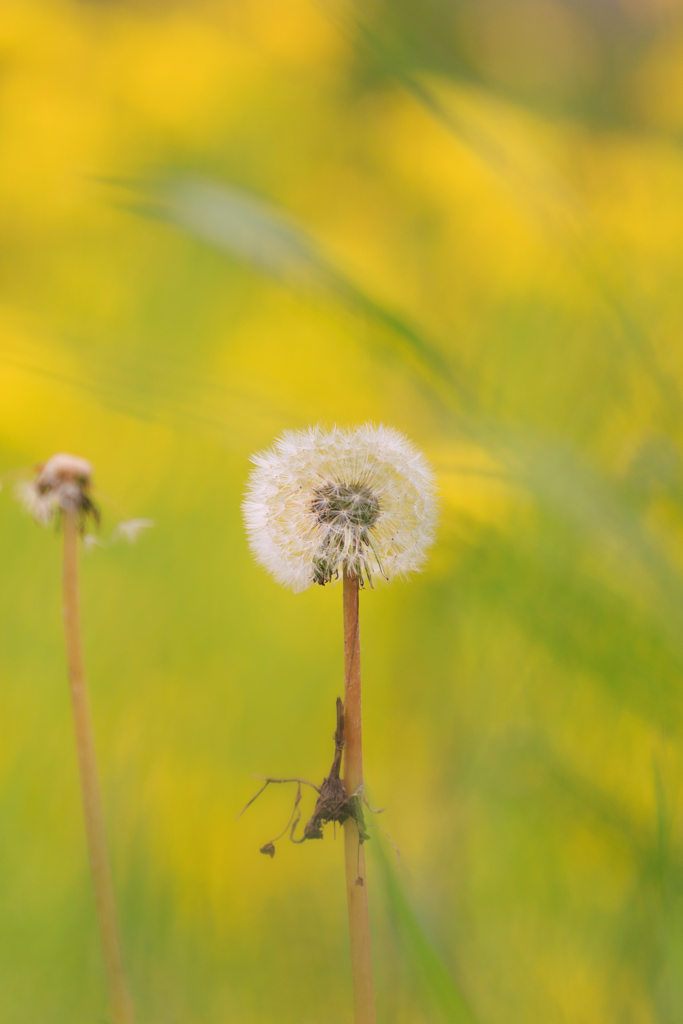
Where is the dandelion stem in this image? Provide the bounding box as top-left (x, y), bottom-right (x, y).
top-left (62, 510), bottom-right (134, 1024)
top-left (342, 571), bottom-right (376, 1024)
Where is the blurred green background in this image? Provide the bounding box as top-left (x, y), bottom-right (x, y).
top-left (2, 0), bottom-right (683, 1021)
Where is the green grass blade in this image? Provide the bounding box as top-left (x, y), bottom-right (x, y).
top-left (373, 840), bottom-right (479, 1024)
top-left (135, 176), bottom-right (476, 412)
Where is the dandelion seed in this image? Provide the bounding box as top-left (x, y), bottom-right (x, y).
top-left (242, 424), bottom-right (438, 592)
top-left (83, 533), bottom-right (106, 552)
top-left (112, 518), bottom-right (155, 544)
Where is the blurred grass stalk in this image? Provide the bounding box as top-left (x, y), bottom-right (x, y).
top-left (343, 572), bottom-right (376, 1024)
top-left (375, 840), bottom-right (477, 1024)
top-left (62, 510), bottom-right (134, 1024)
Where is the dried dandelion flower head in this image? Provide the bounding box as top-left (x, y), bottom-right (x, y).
top-left (17, 452), bottom-right (99, 529)
top-left (243, 424), bottom-right (438, 592)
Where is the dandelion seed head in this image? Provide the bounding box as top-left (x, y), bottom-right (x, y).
top-left (37, 453), bottom-right (92, 491)
top-left (243, 424), bottom-right (438, 592)
top-left (17, 452), bottom-right (99, 529)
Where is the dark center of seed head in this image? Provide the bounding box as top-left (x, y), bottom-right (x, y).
top-left (311, 481), bottom-right (381, 529)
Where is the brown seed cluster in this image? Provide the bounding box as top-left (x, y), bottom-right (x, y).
top-left (310, 480), bottom-right (382, 587)
top-left (295, 698), bottom-right (369, 844)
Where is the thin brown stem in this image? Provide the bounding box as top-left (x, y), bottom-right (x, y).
top-left (62, 510), bottom-right (134, 1024)
top-left (236, 776), bottom-right (321, 820)
top-left (342, 571), bottom-right (376, 1024)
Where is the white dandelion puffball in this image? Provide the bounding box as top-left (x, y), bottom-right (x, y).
top-left (243, 424), bottom-right (438, 593)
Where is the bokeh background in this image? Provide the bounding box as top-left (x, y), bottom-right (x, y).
top-left (2, 0), bottom-right (683, 1021)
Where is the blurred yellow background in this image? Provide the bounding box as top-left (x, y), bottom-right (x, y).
top-left (2, 0), bottom-right (683, 1021)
